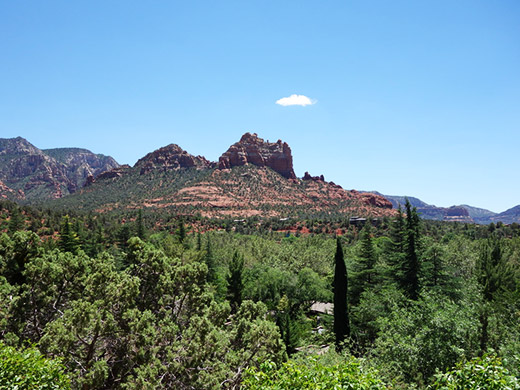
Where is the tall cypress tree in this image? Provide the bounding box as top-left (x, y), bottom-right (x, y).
top-left (136, 209), bottom-right (145, 239)
top-left (403, 199), bottom-right (420, 300)
top-left (177, 218), bottom-right (186, 244)
top-left (333, 238), bottom-right (350, 350)
top-left (204, 235), bottom-right (217, 283)
top-left (227, 250), bottom-right (244, 313)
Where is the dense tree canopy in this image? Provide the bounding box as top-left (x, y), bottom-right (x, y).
top-left (0, 200), bottom-right (519, 388)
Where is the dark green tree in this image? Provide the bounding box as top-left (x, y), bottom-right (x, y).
top-left (196, 232), bottom-right (202, 251)
top-left (477, 239), bottom-right (515, 354)
top-left (227, 250), bottom-right (244, 313)
top-left (333, 238), bottom-right (350, 350)
top-left (8, 207), bottom-right (24, 234)
top-left (177, 218), bottom-right (186, 244)
top-left (117, 224), bottom-right (131, 252)
top-left (386, 207), bottom-right (405, 283)
top-left (351, 222), bottom-right (378, 305)
top-left (204, 235), bottom-right (217, 283)
top-left (58, 216), bottom-right (80, 254)
top-left (136, 209), bottom-right (145, 239)
top-left (402, 199), bottom-right (420, 300)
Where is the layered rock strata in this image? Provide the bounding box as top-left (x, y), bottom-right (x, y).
top-left (218, 133), bottom-right (296, 179)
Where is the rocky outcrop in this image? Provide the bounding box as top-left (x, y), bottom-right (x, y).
top-left (355, 191), bottom-right (393, 209)
top-left (491, 205), bottom-right (520, 225)
top-left (135, 144), bottom-right (214, 175)
top-left (87, 165), bottom-right (131, 184)
top-left (218, 133), bottom-right (296, 179)
top-left (303, 172), bottom-right (325, 182)
top-left (0, 137), bottom-right (119, 200)
top-left (0, 179), bottom-right (24, 200)
top-left (443, 206), bottom-right (473, 223)
top-left (44, 148), bottom-right (119, 189)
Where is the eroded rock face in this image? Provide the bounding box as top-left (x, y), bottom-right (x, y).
top-left (303, 172), bottom-right (325, 182)
top-left (44, 148), bottom-right (119, 189)
top-left (0, 137), bottom-right (119, 200)
top-left (443, 206), bottom-right (473, 223)
top-left (0, 179), bottom-right (24, 200)
top-left (135, 144), bottom-right (214, 174)
top-left (89, 165), bottom-right (131, 184)
top-left (218, 133), bottom-right (296, 179)
top-left (356, 191), bottom-right (394, 209)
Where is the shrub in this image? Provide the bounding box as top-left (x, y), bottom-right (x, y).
top-left (0, 342), bottom-right (70, 389)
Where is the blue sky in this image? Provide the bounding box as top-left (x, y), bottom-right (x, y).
top-left (1, 1), bottom-right (519, 212)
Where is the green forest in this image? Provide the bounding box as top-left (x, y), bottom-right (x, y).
top-left (0, 199), bottom-right (519, 389)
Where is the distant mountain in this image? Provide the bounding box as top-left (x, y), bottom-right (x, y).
top-left (491, 205), bottom-right (520, 225)
top-left (459, 204), bottom-right (497, 225)
top-left (43, 148), bottom-right (119, 189)
top-left (0, 137), bottom-right (119, 201)
top-left (42, 133), bottom-right (395, 219)
top-left (370, 193), bottom-right (519, 224)
top-left (371, 193), bottom-right (430, 209)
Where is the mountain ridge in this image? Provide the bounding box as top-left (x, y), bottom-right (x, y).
top-left (39, 133), bottom-right (394, 219)
top-left (371, 193), bottom-right (520, 224)
top-left (0, 137), bottom-right (119, 201)
top-left (2, 134), bottom-right (518, 223)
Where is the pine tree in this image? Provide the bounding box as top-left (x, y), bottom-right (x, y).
top-left (351, 222), bottom-right (377, 305)
top-left (402, 199), bottom-right (421, 300)
top-left (58, 216), bottom-right (80, 254)
top-left (177, 218), bottom-right (186, 244)
top-left (477, 238), bottom-right (514, 354)
top-left (204, 236), bottom-right (217, 283)
top-left (333, 238), bottom-right (350, 350)
top-left (227, 250), bottom-right (244, 313)
top-left (196, 232), bottom-right (202, 252)
top-left (8, 207), bottom-right (24, 234)
top-left (386, 206), bottom-right (405, 283)
top-left (118, 224), bottom-right (131, 252)
top-left (136, 209), bottom-right (145, 239)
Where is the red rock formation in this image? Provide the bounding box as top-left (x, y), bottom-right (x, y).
top-left (303, 172), bottom-right (325, 182)
top-left (0, 137), bottom-right (119, 199)
top-left (443, 206), bottom-right (473, 223)
top-left (0, 179), bottom-right (25, 200)
top-left (93, 165), bottom-right (131, 181)
top-left (135, 144), bottom-right (214, 174)
top-left (359, 192), bottom-right (393, 209)
top-left (218, 133), bottom-right (296, 179)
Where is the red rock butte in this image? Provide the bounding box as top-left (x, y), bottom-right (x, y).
top-left (218, 133), bottom-right (296, 179)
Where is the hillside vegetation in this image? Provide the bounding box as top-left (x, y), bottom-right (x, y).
top-left (1, 200), bottom-right (519, 388)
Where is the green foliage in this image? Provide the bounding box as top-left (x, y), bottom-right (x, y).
top-left (334, 238), bottom-right (350, 350)
top-left (373, 291), bottom-right (479, 386)
top-left (403, 199), bottom-right (421, 300)
top-left (2, 202), bottom-right (520, 389)
top-left (7, 206), bottom-right (25, 234)
top-left (0, 342), bottom-right (70, 389)
top-left (243, 352), bottom-right (386, 389)
top-left (351, 222), bottom-right (378, 305)
top-left (136, 208), bottom-right (146, 239)
top-left (58, 215), bottom-right (80, 254)
top-left (227, 250), bottom-right (245, 313)
top-left (430, 355), bottom-right (520, 389)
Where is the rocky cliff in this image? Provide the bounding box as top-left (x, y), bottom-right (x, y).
top-left (0, 137), bottom-right (119, 200)
top-left (218, 133), bottom-right (296, 179)
top-left (44, 148), bottom-right (119, 189)
top-left (135, 144), bottom-right (214, 174)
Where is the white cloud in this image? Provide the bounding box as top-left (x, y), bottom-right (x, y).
top-left (276, 94), bottom-right (316, 107)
